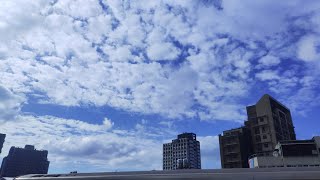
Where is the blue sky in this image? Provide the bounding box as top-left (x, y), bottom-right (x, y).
top-left (0, 0), bottom-right (320, 173)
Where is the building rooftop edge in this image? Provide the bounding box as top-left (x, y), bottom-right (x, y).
top-left (246, 94), bottom-right (290, 112)
top-left (10, 146), bottom-right (48, 152)
top-left (264, 94), bottom-right (290, 111)
top-left (221, 126), bottom-right (247, 135)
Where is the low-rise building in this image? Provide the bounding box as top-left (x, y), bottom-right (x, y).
top-left (249, 136), bottom-right (320, 168)
top-left (219, 127), bottom-right (252, 168)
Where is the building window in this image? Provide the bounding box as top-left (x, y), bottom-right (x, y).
top-left (259, 118), bottom-right (264, 122)
top-left (255, 135), bottom-right (261, 142)
top-left (263, 135), bottom-right (267, 139)
top-left (255, 128), bottom-right (259, 134)
top-left (256, 144), bottom-right (262, 152)
top-left (264, 143), bottom-right (268, 148)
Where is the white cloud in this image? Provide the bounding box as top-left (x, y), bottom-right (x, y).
top-left (53, 0), bottom-right (102, 19)
top-left (86, 14), bottom-right (113, 43)
top-left (277, 75), bottom-right (320, 116)
top-left (297, 35), bottom-right (320, 62)
top-left (0, 0), bottom-right (319, 123)
top-left (147, 42), bottom-right (180, 61)
top-left (103, 117), bottom-right (114, 130)
top-left (103, 45), bottom-right (133, 62)
top-left (0, 85), bottom-right (24, 121)
top-left (255, 70), bottom-right (280, 81)
top-left (257, 55), bottom-right (281, 68)
top-left (0, 115), bottom-right (164, 173)
top-left (0, 0), bottom-right (46, 42)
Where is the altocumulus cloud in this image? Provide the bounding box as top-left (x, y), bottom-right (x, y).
top-left (1, 0), bottom-right (320, 119)
top-left (0, 86), bottom-right (24, 120)
top-left (0, 0), bottom-right (320, 172)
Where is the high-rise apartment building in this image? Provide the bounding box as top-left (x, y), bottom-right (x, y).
top-left (245, 94), bottom-right (296, 156)
top-left (219, 94), bottom-right (296, 168)
top-left (0, 145), bottom-right (50, 177)
top-left (219, 127), bottom-right (252, 168)
top-left (163, 133), bottom-right (201, 170)
top-left (0, 134), bottom-right (5, 154)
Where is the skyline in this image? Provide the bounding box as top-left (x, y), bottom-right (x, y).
top-left (0, 0), bottom-right (320, 174)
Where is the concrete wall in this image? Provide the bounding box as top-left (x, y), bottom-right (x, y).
top-left (251, 156), bottom-right (320, 168)
top-left (283, 156), bottom-right (320, 166)
top-left (251, 156), bottom-right (283, 168)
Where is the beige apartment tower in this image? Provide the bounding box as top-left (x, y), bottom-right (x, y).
top-left (245, 94), bottom-right (296, 156)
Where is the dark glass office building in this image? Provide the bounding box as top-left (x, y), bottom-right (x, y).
top-left (0, 145), bottom-right (50, 177)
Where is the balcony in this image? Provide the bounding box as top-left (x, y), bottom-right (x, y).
top-left (225, 159), bottom-right (241, 163)
top-left (223, 142), bottom-right (239, 146)
top-left (224, 150), bottom-right (240, 155)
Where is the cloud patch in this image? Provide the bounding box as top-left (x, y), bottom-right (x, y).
top-left (0, 115), bottom-right (163, 173)
top-left (297, 34), bottom-right (320, 62)
top-left (0, 86), bottom-right (24, 121)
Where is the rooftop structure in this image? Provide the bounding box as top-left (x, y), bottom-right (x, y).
top-left (249, 136), bottom-right (320, 168)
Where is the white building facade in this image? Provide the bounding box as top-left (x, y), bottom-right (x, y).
top-left (163, 133), bottom-right (201, 170)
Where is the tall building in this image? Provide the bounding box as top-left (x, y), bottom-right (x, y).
top-left (219, 127), bottom-right (252, 168)
top-left (0, 145), bottom-right (50, 177)
top-left (0, 134), bottom-right (5, 154)
top-left (245, 94), bottom-right (296, 156)
top-left (163, 133), bottom-right (201, 170)
top-left (219, 94), bottom-right (296, 168)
